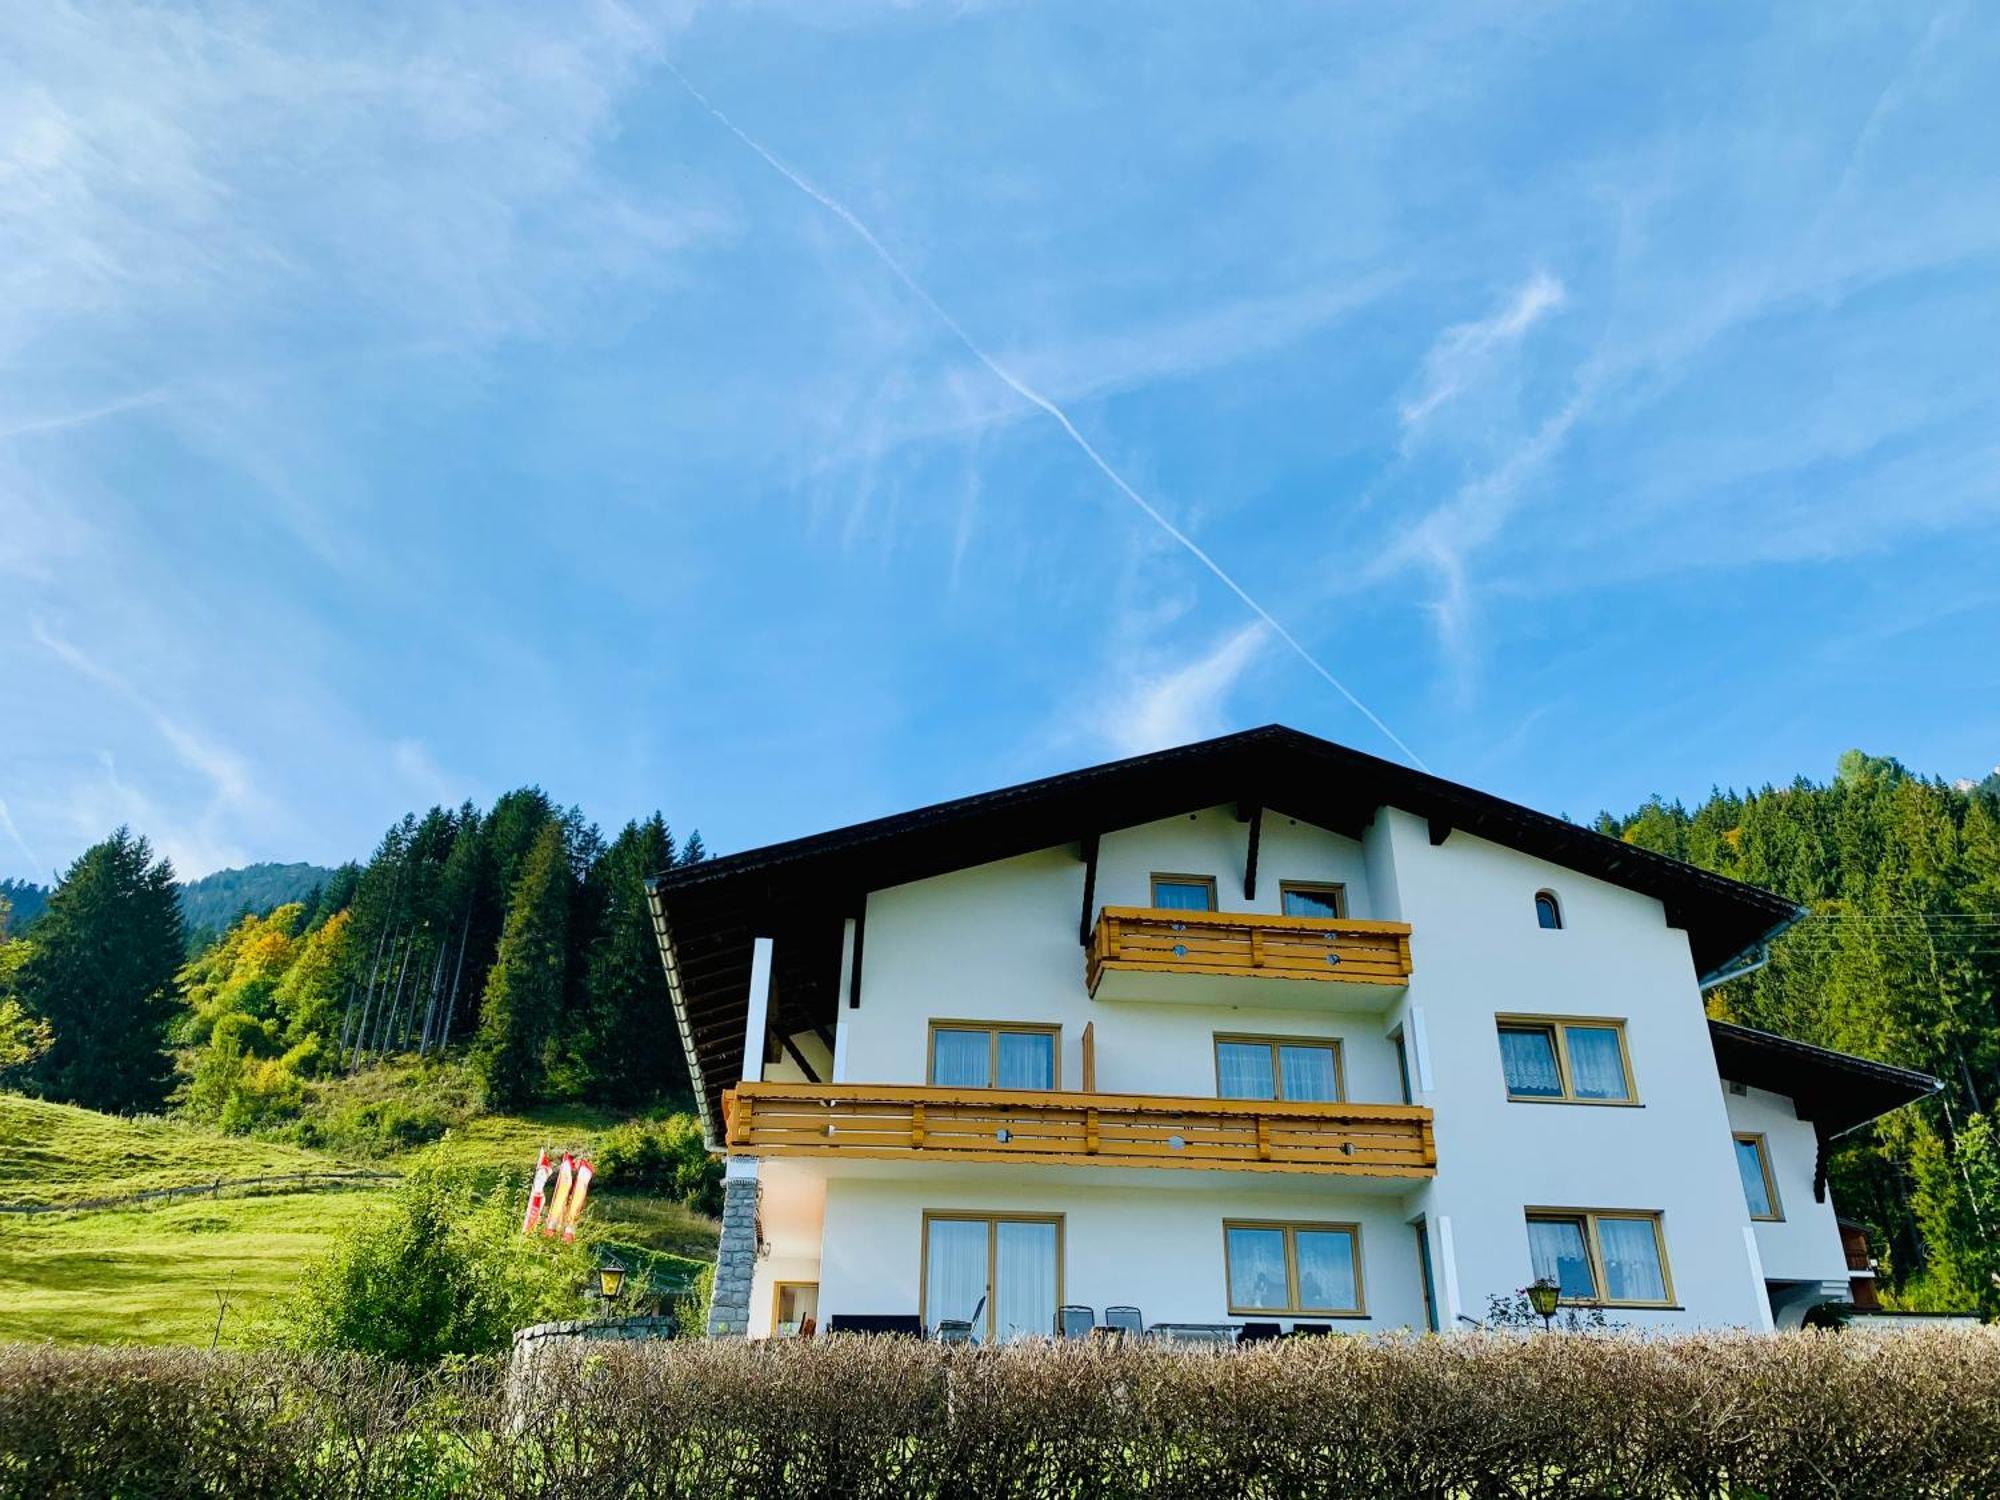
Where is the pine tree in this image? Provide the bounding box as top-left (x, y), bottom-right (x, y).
top-left (472, 822), bottom-right (570, 1108)
top-left (570, 815), bottom-right (690, 1105)
top-left (19, 828), bottom-right (185, 1112)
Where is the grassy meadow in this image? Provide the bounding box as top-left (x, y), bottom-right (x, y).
top-left (0, 1070), bottom-right (717, 1347)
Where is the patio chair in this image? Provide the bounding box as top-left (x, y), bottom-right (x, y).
top-left (934, 1295), bottom-right (986, 1344)
top-left (1058, 1304), bottom-right (1096, 1339)
top-left (1238, 1321), bottom-right (1282, 1343)
top-left (1102, 1305), bottom-right (1143, 1337)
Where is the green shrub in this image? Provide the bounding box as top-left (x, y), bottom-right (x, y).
top-left (292, 1093), bottom-right (455, 1155)
top-left (279, 1170), bottom-right (594, 1363)
top-left (4, 1330), bottom-right (2000, 1498)
top-left (595, 1112), bottom-right (721, 1214)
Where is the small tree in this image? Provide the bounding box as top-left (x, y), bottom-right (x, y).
top-left (282, 1170), bottom-right (593, 1362)
top-left (472, 823), bottom-right (570, 1108)
top-left (19, 829), bottom-right (184, 1112)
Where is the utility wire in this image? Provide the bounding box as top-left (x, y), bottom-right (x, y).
top-left (663, 59), bottom-right (1429, 773)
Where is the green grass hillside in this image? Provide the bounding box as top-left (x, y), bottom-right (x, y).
top-left (0, 1077), bottom-right (717, 1347)
top-left (0, 1093), bottom-right (366, 1210)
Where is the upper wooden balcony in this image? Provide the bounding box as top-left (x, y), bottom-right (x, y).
top-left (723, 1080), bottom-right (1435, 1180)
top-left (1086, 907), bottom-right (1413, 1009)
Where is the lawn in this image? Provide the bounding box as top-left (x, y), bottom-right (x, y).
top-left (0, 1188), bottom-right (379, 1345)
top-left (0, 1086), bottom-right (717, 1346)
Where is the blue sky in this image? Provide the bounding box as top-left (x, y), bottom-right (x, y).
top-left (3, 2), bottom-right (1998, 881)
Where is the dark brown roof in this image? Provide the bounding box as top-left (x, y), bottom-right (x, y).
top-left (1710, 1019), bottom-right (1940, 1136)
top-left (649, 724), bottom-right (1804, 1134)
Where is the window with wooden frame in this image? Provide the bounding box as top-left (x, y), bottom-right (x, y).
top-left (1223, 1220), bottom-right (1365, 1317)
top-left (771, 1281), bottom-right (818, 1338)
top-left (1213, 1034), bottom-right (1344, 1102)
top-left (1496, 1015), bottom-right (1636, 1104)
top-left (928, 1021), bottom-right (1060, 1090)
top-left (1278, 881), bottom-right (1346, 919)
top-left (1150, 873), bottom-right (1218, 912)
top-left (1733, 1133), bottom-right (1783, 1221)
top-left (1525, 1209), bottom-right (1674, 1308)
top-left (921, 1212), bottom-right (1063, 1342)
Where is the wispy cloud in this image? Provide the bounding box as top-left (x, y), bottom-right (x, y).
top-left (663, 58), bottom-right (1428, 770)
top-left (1400, 271), bottom-right (1566, 435)
top-left (0, 798), bottom-right (41, 875)
top-left (1097, 623), bottom-right (1270, 758)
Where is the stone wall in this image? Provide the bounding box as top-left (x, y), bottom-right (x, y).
top-left (708, 1170), bottom-right (760, 1337)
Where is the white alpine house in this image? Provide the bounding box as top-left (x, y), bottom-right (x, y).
top-left (646, 727), bottom-right (1936, 1341)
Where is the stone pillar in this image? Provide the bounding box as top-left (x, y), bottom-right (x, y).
top-left (708, 1159), bottom-right (760, 1337)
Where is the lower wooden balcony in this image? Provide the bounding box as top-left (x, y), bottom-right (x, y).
top-left (723, 1081), bottom-right (1436, 1180)
top-left (1087, 907), bottom-right (1413, 1008)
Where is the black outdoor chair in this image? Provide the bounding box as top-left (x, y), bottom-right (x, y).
top-left (1238, 1321), bottom-right (1282, 1343)
top-left (1058, 1304), bottom-right (1096, 1339)
top-left (826, 1314), bottom-right (924, 1336)
top-left (1102, 1305), bottom-right (1143, 1337)
top-left (1287, 1322), bottom-right (1332, 1338)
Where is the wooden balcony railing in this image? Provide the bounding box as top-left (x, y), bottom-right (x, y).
top-left (1087, 907), bottom-right (1413, 997)
top-left (723, 1081), bottom-right (1436, 1179)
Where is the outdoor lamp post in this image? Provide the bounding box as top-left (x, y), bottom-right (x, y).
top-left (593, 1257), bottom-right (627, 1302)
top-left (1526, 1278), bottom-right (1562, 1332)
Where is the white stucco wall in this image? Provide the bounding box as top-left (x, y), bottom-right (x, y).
top-left (1367, 807), bottom-right (1768, 1327)
top-left (1723, 1083), bottom-right (1847, 1283)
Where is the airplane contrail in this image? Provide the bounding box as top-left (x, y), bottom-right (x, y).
top-left (664, 61), bottom-right (1429, 772)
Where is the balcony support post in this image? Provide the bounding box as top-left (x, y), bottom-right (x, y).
top-left (741, 937), bottom-right (774, 1086)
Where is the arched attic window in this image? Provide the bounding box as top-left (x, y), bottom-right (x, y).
top-left (1534, 891), bottom-right (1563, 930)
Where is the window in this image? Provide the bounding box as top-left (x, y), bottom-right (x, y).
top-left (1413, 1220), bottom-right (1439, 1333)
top-left (1535, 891), bottom-right (1563, 929)
top-left (1496, 1016), bottom-right (1635, 1103)
top-left (929, 1022), bottom-right (1059, 1090)
top-left (1734, 1133), bottom-right (1783, 1221)
top-left (1223, 1221), bottom-right (1364, 1316)
top-left (1525, 1210), bottom-right (1674, 1307)
top-left (1279, 881), bottom-right (1346, 919)
top-left (1391, 1028), bottom-right (1414, 1104)
top-left (922, 1213), bottom-right (1062, 1342)
top-left (1150, 873), bottom-right (1218, 911)
top-left (772, 1281), bottom-right (818, 1338)
top-left (1214, 1035), bottom-right (1344, 1102)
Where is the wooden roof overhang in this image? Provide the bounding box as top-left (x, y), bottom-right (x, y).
top-left (648, 725), bottom-right (1805, 1140)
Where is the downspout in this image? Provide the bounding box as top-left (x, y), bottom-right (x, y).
top-left (1698, 905), bottom-right (1811, 993)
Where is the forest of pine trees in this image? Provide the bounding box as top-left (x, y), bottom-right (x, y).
top-left (161, 790), bottom-right (705, 1133)
top-left (1599, 751), bottom-right (2000, 1314)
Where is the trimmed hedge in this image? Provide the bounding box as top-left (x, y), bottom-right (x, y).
top-left (3, 1329), bottom-right (1998, 1498)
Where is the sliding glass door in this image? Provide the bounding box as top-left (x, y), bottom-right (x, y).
top-left (923, 1213), bottom-right (1062, 1342)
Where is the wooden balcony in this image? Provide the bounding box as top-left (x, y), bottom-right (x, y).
top-left (723, 1081), bottom-right (1436, 1180)
top-left (1087, 907), bottom-right (1413, 1008)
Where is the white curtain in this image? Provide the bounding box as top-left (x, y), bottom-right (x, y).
top-left (1217, 1041), bottom-right (1275, 1099)
top-left (926, 1219), bottom-right (989, 1338)
top-left (1598, 1218), bottom-right (1667, 1302)
top-left (1565, 1026), bottom-right (1630, 1100)
top-left (1526, 1217), bottom-right (1596, 1299)
top-left (1226, 1226), bottom-right (1289, 1310)
top-left (1278, 1045), bottom-right (1340, 1102)
top-left (997, 1031), bottom-right (1055, 1090)
top-left (994, 1220), bottom-right (1057, 1341)
top-left (1735, 1138), bottom-right (1773, 1217)
top-left (1294, 1229), bottom-right (1358, 1311)
top-left (932, 1030), bottom-right (989, 1088)
top-left (1499, 1028), bottom-right (1563, 1097)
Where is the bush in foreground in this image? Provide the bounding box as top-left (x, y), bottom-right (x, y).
top-left (3, 1329), bottom-right (1999, 1499)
